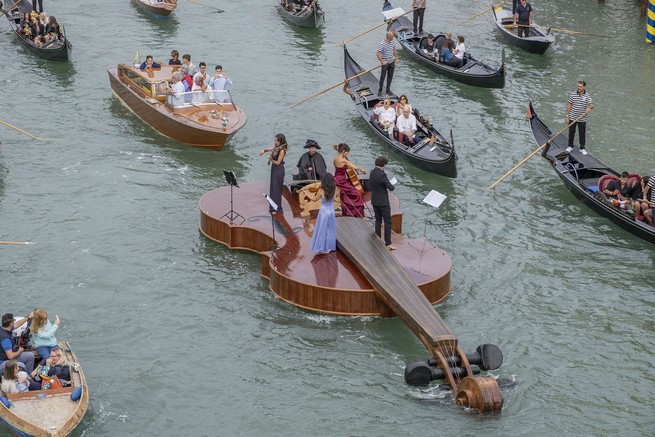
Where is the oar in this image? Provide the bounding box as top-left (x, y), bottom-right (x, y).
top-left (330, 7), bottom-right (415, 47)
top-left (535, 25), bottom-right (611, 38)
top-left (0, 119), bottom-right (47, 140)
top-left (0, 0), bottom-right (21, 16)
top-left (186, 0), bottom-right (224, 13)
top-left (289, 64), bottom-right (382, 109)
top-left (0, 241), bottom-right (35, 245)
top-left (457, 0), bottom-right (509, 25)
top-left (487, 109), bottom-right (592, 190)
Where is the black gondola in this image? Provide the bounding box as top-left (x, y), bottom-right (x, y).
top-left (1, 0), bottom-right (72, 61)
top-left (276, 0), bottom-right (325, 28)
top-left (383, 1), bottom-right (505, 88)
top-left (528, 101), bottom-right (655, 245)
top-left (343, 46), bottom-right (457, 178)
top-left (492, 6), bottom-right (553, 55)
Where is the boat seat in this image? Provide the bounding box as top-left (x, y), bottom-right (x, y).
top-left (597, 175), bottom-right (618, 193)
top-left (627, 173), bottom-right (641, 190)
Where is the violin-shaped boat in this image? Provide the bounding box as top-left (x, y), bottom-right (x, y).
top-left (2, 0), bottom-right (72, 61)
top-left (0, 340), bottom-right (88, 437)
top-left (108, 63), bottom-right (246, 148)
top-left (132, 0), bottom-right (177, 17)
top-left (383, 1), bottom-right (505, 88)
top-left (199, 179), bottom-right (505, 412)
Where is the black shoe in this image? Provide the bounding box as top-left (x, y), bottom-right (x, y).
top-left (377, 89), bottom-right (382, 96)
top-left (413, 29), bottom-right (417, 34)
top-left (385, 89), bottom-right (393, 97)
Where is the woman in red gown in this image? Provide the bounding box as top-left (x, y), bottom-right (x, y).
top-left (332, 143), bottom-right (366, 217)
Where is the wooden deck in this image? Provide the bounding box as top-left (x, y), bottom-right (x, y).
top-left (199, 181), bottom-right (452, 315)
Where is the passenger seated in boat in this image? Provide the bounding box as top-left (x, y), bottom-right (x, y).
top-left (1, 360), bottom-right (39, 394)
top-left (179, 65), bottom-right (193, 92)
top-left (633, 176), bottom-right (653, 222)
top-left (167, 73), bottom-right (186, 106)
top-left (38, 12), bottom-right (48, 28)
top-left (140, 55), bottom-right (162, 70)
top-left (603, 172), bottom-right (632, 201)
top-left (30, 310), bottom-right (60, 361)
top-left (30, 15), bottom-right (46, 46)
top-left (182, 54), bottom-right (198, 77)
top-left (394, 95), bottom-right (412, 118)
top-left (191, 75), bottom-right (210, 104)
top-left (193, 62), bottom-right (209, 84)
top-left (0, 312), bottom-right (35, 375)
top-left (168, 49), bottom-right (182, 65)
top-left (420, 34), bottom-right (437, 59)
top-left (396, 106), bottom-right (419, 146)
top-left (373, 97), bottom-right (396, 137)
top-left (32, 347), bottom-right (72, 387)
top-left (440, 37), bottom-right (462, 68)
top-left (452, 35), bottom-right (466, 66)
top-left (44, 16), bottom-right (62, 44)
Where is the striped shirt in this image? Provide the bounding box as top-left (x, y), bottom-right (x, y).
top-left (377, 40), bottom-right (396, 63)
top-left (568, 91), bottom-right (593, 122)
top-left (648, 177), bottom-right (655, 202)
top-left (412, 0), bottom-right (426, 8)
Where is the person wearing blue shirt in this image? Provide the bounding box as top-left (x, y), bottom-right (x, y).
top-left (140, 55), bottom-right (161, 70)
top-left (0, 313), bottom-right (36, 374)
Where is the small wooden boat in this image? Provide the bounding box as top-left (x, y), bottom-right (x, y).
top-left (276, 0), bottom-right (325, 28)
top-left (384, 1), bottom-right (505, 88)
top-left (528, 101), bottom-right (655, 245)
top-left (132, 0), bottom-right (176, 17)
top-left (2, 0), bottom-right (72, 61)
top-left (200, 180), bottom-right (505, 412)
top-left (108, 63), bottom-right (246, 148)
top-left (492, 6), bottom-right (554, 54)
top-left (343, 45), bottom-right (457, 178)
top-left (0, 340), bottom-right (89, 436)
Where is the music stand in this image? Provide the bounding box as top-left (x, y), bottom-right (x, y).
top-left (263, 193), bottom-right (280, 251)
top-left (220, 170), bottom-right (245, 225)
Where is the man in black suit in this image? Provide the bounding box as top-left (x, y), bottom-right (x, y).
top-left (369, 156), bottom-right (396, 250)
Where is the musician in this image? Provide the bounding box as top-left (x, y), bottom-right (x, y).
top-left (260, 134), bottom-right (288, 214)
top-left (333, 143), bottom-right (365, 218)
top-left (295, 139), bottom-right (327, 181)
top-left (369, 156), bottom-right (396, 250)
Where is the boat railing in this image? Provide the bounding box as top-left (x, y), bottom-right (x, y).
top-left (165, 90), bottom-right (233, 109)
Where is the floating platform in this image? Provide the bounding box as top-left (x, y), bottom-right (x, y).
top-left (199, 181), bottom-right (451, 316)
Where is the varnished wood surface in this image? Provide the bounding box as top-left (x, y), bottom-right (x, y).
top-left (199, 181), bottom-right (451, 315)
top-left (336, 217), bottom-right (455, 352)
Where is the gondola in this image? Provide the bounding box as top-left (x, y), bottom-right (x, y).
top-left (0, 339), bottom-right (88, 436)
top-left (1, 0), bottom-right (72, 61)
top-left (276, 0), bottom-right (324, 28)
top-left (492, 6), bottom-right (554, 54)
top-left (383, 1), bottom-right (505, 88)
top-left (528, 101), bottom-right (655, 245)
top-left (132, 0), bottom-right (176, 18)
top-left (343, 46), bottom-right (457, 178)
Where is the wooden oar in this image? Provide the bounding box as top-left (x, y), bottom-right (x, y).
top-left (330, 7), bottom-right (415, 47)
top-left (487, 109), bottom-right (592, 190)
top-left (0, 119), bottom-right (47, 140)
top-left (289, 64), bottom-right (382, 109)
top-left (0, 241), bottom-right (35, 245)
top-left (0, 0), bottom-right (21, 16)
top-left (457, 0), bottom-right (509, 25)
top-left (186, 0), bottom-right (224, 13)
top-left (535, 25), bottom-right (611, 38)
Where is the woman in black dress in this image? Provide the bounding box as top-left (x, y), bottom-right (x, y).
top-left (259, 133), bottom-right (288, 214)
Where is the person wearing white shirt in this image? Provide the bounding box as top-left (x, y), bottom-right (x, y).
top-left (192, 62), bottom-right (209, 85)
top-left (373, 98), bottom-right (396, 137)
top-left (168, 73), bottom-right (186, 107)
top-left (396, 107), bottom-right (418, 146)
top-left (453, 35), bottom-right (466, 66)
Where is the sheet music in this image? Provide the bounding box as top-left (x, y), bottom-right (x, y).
top-left (422, 190), bottom-right (446, 209)
top-left (263, 193), bottom-right (278, 211)
top-left (389, 176), bottom-right (398, 186)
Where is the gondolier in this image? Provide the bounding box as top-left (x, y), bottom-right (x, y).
top-left (412, 0), bottom-right (426, 35)
top-left (513, 0), bottom-right (532, 38)
top-left (376, 31), bottom-right (399, 97)
top-left (565, 80), bottom-right (594, 155)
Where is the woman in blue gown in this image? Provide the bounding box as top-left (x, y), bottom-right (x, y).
top-left (307, 172), bottom-right (337, 254)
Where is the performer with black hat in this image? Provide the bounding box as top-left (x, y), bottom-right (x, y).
top-left (294, 139), bottom-right (327, 181)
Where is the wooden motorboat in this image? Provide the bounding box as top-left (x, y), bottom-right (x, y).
top-left (492, 6), bottom-right (554, 54)
top-left (132, 0), bottom-right (176, 17)
top-left (108, 63), bottom-right (246, 148)
top-left (199, 180), bottom-right (505, 412)
top-left (0, 340), bottom-right (89, 436)
top-left (383, 1), bottom-right (505, 88)
top-left (276, 0), bottom-right (325, 28)
top-left (528, 102), bottom-right (655, 245)
top-left (2, 0), bottom-right (72, 61)
top-left (343, 46), bottom-right (457, 178)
